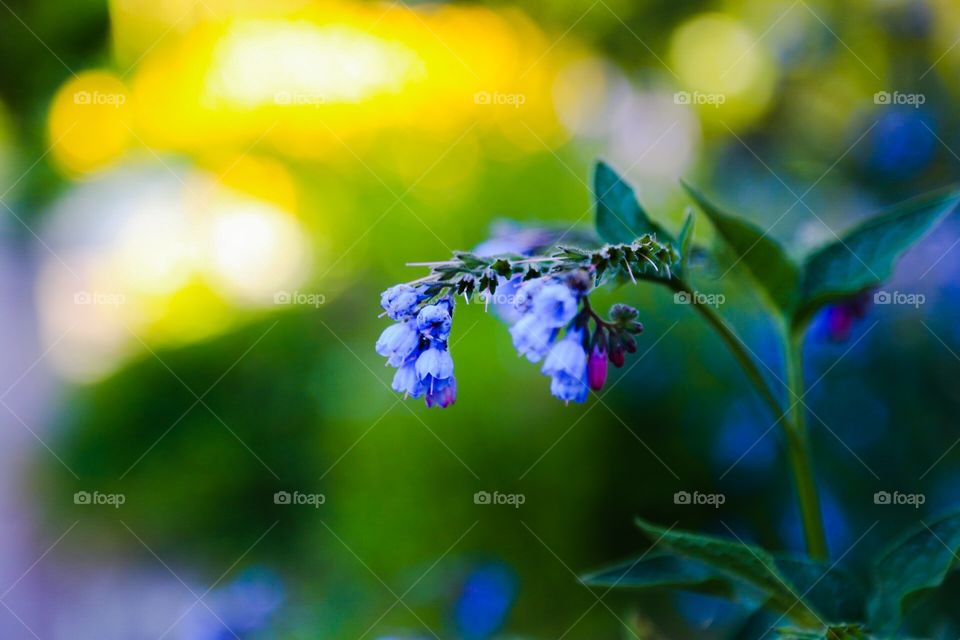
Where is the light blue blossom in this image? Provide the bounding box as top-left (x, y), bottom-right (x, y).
top-left (509, 314), bottom-right (556, 362)
top-left (532, 283), bottom-right (579, 328)
top-left (542, 329), bottom-right (587, 379)
top-left (392, 362), bottom-right (425, 398)
top-left (376, 321), bottom-right (420, 366)
top-left (416, 346), bottom-right (454, 380)
top-left (548, 371), bottom-right (589, 404)
top-left (542, 329), bottom-right (589, 403)
top-left (417, 304), bottom-right (453, 341)
top-left (380, 284), bottom-right (424, 320)
top-left (514, 277), bottom-right (547, 315)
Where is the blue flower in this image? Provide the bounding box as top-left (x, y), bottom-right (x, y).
top-left (542, 329), bottom-right (587, 379)
top-left (549, 371), bottom-right (589, 404)
top-left (542, 329), bottom-right (589, 403)
top-left (376, 321), bottom-right (420, 366)
top-left (392, 361), bottom-right (425, 398)
top-left (509, 314), bottom-right (556, 362)
top-left (417, 304), bottom-right (453, 341)
top-left (532, 283), bottom-right (578, 328)
top-left (514, 278), bottom-right (546, 315)
top-left (380, 284), bottom-right (424, 320)
top-left (425, 375), bottom-right (457, 408)
top-left (416, 346), bottom-right (454, 380)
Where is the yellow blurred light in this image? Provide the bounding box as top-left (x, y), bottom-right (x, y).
top-left (204, 20), bottom-right (425, 109)
top-left (125, 2), bottom-right (565, 159)
top-left (669, 13), bottom-right (776, 126)
top-left (48, 71), bottom-right (133, 175)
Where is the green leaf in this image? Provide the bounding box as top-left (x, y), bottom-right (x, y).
top-left (682, 182), bottom-right (799, 313)
top-left (795, 186), bottom-right (960, 327)
top-left (594, 162), bottom-right (674, 245)
top-left (868, 510), bottom-right (960, 634)
top-left (634, 518), bottom-right (865, 627)
top-left (580, 552), bottom-right (765, 605)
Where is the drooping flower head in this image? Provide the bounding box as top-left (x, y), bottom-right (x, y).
top-left (376, 230), bottom-right (673, 408)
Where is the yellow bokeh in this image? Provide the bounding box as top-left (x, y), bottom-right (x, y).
top-left (48, 71), bottom-right (133, 175)
top-left (669, 12), bottom-right (776, 127)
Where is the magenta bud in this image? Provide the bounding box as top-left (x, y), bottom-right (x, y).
top-left (588, 345), bottom-right (608, 391)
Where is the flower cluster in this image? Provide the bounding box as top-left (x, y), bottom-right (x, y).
top-left (506, 275), bottom-right (643, 403)
top-left (376, 284), bottom-right (457, 408)
top-left (376, 235), bottom-right (675, 408)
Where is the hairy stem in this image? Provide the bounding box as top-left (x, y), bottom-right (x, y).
top-left (671, 280), bottom-right (828, 559)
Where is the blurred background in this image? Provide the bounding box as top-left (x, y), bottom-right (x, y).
top-left (1, 0), bottom-right (960, 637)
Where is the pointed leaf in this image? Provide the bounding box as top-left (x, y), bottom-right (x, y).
top-left (580, 552), bottom-right (764, 604)
top-left (594, 162), bottom-right (674, 245)
top-left (635, 518), bottom-right (864, 627)
top-left (796, 186), bottom-right (960, 327)
top-left (868, 510), bottom-right (960, 633)
top-left (678, 209), bottom-right (695, 272)
top-left (682, 182), bottom-right (799, 313)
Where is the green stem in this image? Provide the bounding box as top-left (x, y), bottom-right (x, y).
top-left (670, 281), bottom-right (783, 421)
top-left (670, 280), bottom-right (828, 560)
top-left (783, 328), bottom-right (829, 560)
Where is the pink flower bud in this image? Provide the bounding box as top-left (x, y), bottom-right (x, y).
top-left (588, 345), bottom-right (608, 390)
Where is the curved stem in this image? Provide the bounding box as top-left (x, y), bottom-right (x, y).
top-left (670, 279), bottom-right (828, 559)
top-left (669, 281), bottom-right (783, 421)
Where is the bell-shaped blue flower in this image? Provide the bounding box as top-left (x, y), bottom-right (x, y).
top-left (509, 314), bottom-right (555, 362)
top-left (549, 371), bottom-right (589, 404)
top-left (542, 329), bottom-right (589, 403)
top-left (532, 283), bottom-right (578, 328)
top-left (376, 321), bottom-right (420, 367)
top-left (542, 329), bottom-right (587, 379)
top-left (416, 346), bottom-right (454, 381)
top-left (380, 284), bottom-right (423, 320)
top-left (392, 361), bottom-right (425, 398)
top-left (417, 304), bottom-right (453, 342)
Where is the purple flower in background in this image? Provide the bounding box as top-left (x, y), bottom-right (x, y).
top-left (819, 290), bottom-right (872, 342)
